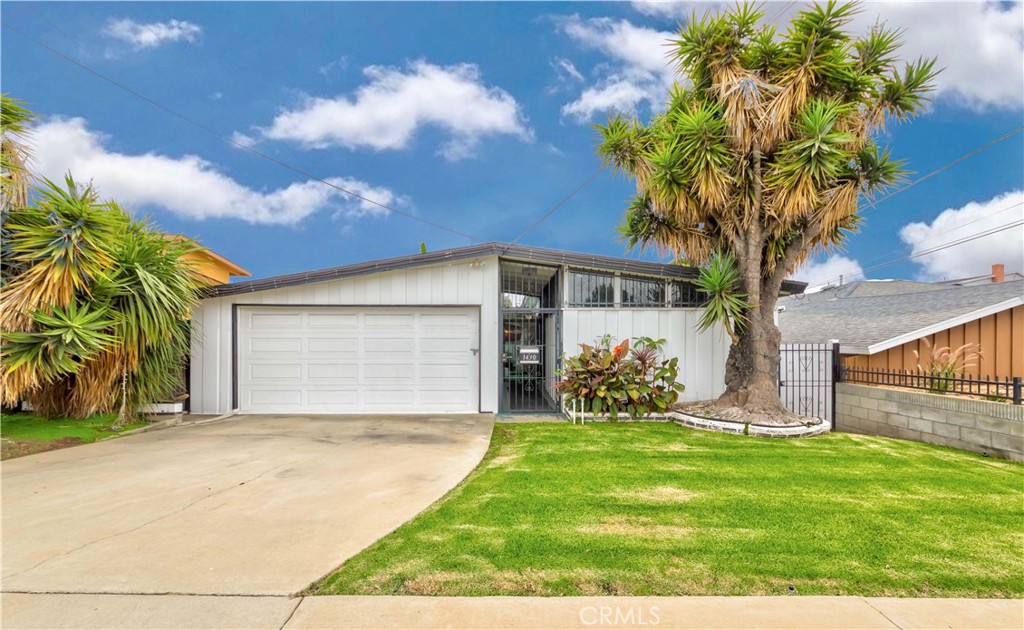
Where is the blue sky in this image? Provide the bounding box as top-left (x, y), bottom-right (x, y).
top-left (3, 1), bottom-right (1022, 287)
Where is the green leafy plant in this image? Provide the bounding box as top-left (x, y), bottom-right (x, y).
top-left (912, 338), bottom-right (983, 394)
top-left (1, 131), bottom-right (202, 423)
top-left (555, 336), bottom-right (685, 420)
top-left (694, 252), bottom-right (751, 344)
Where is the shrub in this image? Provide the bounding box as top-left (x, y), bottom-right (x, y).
top-left (912, 338), bottom-right (983, 394)
top-left (555, 336), bottom-right (685, 419)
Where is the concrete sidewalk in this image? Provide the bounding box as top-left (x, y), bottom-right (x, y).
top-left (3, 594), bottom-right (1021, 629)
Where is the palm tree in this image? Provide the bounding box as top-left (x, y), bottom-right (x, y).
top-left (1, 104), bottom-right (202, 422)
top-left (598, 1), bottom-right (937, 413)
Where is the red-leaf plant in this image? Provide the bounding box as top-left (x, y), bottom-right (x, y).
top-left (555, 336), bottom-right (685, 420)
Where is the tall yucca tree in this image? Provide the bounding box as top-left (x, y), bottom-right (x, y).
top-left (1, 113), bottom-right (201, 421)
top-left (598, 1), bottom-right (937, 413)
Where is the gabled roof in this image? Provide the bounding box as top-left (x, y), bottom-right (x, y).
top-left (778, 279), bottom-right (1024, 354)
top-left (205, 241), bottom-right (808, 298)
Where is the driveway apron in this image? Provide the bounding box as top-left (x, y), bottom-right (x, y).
top-left (1, 414), bottom-right (494, 596)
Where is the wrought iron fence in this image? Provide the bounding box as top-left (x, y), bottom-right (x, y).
top-left (840, 366), bottom-right (1023, 404)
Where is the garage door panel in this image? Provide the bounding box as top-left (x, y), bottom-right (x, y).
top-left (364, 363), bottom-right (414, 380)
top-left (250, 338), bottom-right (302, 354)
top-left (364, 313), bottom-right (415, 328)
top-left (306, 390), bottom-right (359, 405)
top-left (238, 306), bottom-right (479, 414)
top-left (307, 313), bottom-right (358, 328)
top-left (248, 390), bottom-right (302, 406)
top-left (249, 363), bottom-right (302, 380)
top-left (420, 390), bottom-right (472, 405)
top-left (306, 363), bottom-right (358, 380)
top-left (250, 312), bottom-right (302, 328)
top-left (307, 337), bottom-right (359, 353)
top-left (420, 337), bottom-right (471, 352)
top-left (420, 364), bottom-right (471, 379)
top-left (363, 389), bottom-right (417, 405)
top-left (364, 338), bottom-right (415, 353)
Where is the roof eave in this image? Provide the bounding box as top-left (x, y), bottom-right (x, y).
top-left (204, 241), bottom-right (807, 298)
top-left (862, 296), bottom-right (1024, 355)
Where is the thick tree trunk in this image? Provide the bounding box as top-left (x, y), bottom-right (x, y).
top-left (716, 296), bottom-right (785, 414)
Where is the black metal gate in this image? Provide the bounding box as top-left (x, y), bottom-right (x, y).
top-left (779, 343), bottom-right (840, 423)
top-left (500, 261), bottom-right (561, 413)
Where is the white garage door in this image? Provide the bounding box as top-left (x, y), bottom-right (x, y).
top-left (237, 306), bottom-right (480, 414)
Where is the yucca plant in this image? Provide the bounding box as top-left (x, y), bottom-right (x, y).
top-left (913, 338), bottom-right (983, 395)
top-left (694, 252), bottom-right (750, 344)
top-left (1, 113), bottom-right (202, 422)
top-left (597, 1), bottom-right (938, 413)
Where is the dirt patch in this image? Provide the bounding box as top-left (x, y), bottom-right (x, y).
top-left (612, 486), bottom-right (698, 503)
top-left (579, 515), bottom-right (691, 538)
top-left (1, 437), bottom-right (84, 460)
top-left (489, 569), bottom-right (552, 595)
top-left (401, 571), bottom-right (469, 595)
top-left (676, 402), bottom-right (809, 426)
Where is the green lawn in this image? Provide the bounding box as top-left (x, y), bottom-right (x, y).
top-left (314, 422), bottom-right (1023, 598)
top-left (1, 412), bottom-right (147, 459)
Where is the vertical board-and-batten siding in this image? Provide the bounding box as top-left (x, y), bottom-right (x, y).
top-left (189, 256), bottom-right (501, 415)
top-left (842, 304), bottom-right (1024, 379)
top-left (562, 309), bottom-right (730, 402)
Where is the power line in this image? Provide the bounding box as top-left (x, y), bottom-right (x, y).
top-left (821, 200), bottom-right (1024, 283)
top-left (805, 125), bottom-right (1024, 287)
top-left (2, 21), bottom-right (480, 242)
top-left (870, 126), bottom-right (1024, 206)
top-left (509, 105), bottom-right (638, 245)
top-left (809, 213), bottom-right (1024, 290)
top-left (510, 165), bottom-right (606, 244)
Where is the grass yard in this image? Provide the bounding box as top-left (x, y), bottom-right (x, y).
top-left (314, 422), bottom-right (1023, 598)
top-left (0, 412), bottom-right (148, 459)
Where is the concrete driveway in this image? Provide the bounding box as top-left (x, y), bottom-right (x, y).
top-left (1, 414), bottom-right (493, 596)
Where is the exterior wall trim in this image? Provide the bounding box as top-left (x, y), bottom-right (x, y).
top-left (863, 297), bottom-right (1024, 355)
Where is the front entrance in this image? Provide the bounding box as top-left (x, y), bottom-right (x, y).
top-left (500, 261), bottom-right (561, 413)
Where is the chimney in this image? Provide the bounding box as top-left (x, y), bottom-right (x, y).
top-left (991, 263), bottom-right (1005, 283)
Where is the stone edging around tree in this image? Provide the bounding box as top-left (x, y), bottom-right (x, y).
top-left (668, 411), bottom-right (830, 438)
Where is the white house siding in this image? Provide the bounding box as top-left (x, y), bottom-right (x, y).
top-left (189, 256), bottom-right (501, 415)
top-left (561, 309), bottom-right (730, 402)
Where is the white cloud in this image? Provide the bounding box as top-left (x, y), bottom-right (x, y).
top-left (553, 58), bottom-right (584, 83)
top-left (32, 117), bottom-right (405, 226)
top-left (258, 60), bottom-right (532, 161)
top-left (318, 56), bottom-right (349, 78)
top-left (793, 255), bottom-right (866, 292)
top-left (103, 18), bottom-right (201, 49)
top-left (627, 1), bottom-right (1023, 110)
top-left (900, 190), bottom-right (1024, 281)
top-left (228, 131), bottom-right (257, 149)
top-left (556, 15), bottom-right (676, 121)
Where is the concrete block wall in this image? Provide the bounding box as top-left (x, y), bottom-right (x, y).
top-left (836, 383), bottom-right (1024, 462)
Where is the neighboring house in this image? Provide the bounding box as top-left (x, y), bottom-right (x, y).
top-left (778, 267), bottom-right (1024, 378)
top-left (187, 242), bottom-right (807, 415)
top-left (165, 234), bottom-right (251, 285)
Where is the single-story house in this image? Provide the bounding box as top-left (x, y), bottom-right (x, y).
top-left (188, 242), bottom-right (807, 415)
top-left (778, 267), bottom-right (1024, 378)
